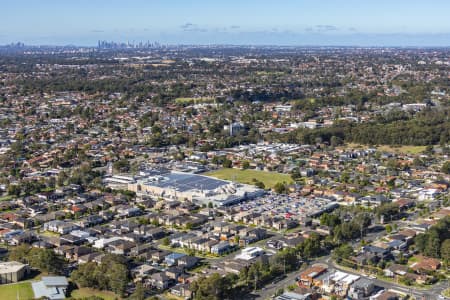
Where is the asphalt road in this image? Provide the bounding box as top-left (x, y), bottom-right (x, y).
top-left (253, 268), bottom-right (302, 300)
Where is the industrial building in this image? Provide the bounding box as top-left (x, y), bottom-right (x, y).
top-left (0, 261), bottom-right (29, 284)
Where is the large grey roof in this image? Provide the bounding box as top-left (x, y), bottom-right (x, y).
top-left (142, 172), bottom-right (229, 192)
top-left (32, 277), bottom-right (68, 300)
top-left (41, 276), bottom-right (69, 287)
top-left (0, 261), bottom-right (27, 274)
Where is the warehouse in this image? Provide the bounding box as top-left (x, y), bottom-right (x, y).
top-left (0, 261), bottom-right (29, 284)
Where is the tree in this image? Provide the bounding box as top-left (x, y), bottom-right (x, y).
top-left (375, 203), bottom-right (400, 221)
top-left (222, 159), bottom-right (232, 168)
top-left (71, 262), bottom-right (98, 288)
top-left (330, 135), bottom-right (343, 147)
top-left (71, 254), bottom-right (129, 296)
top-left (298, 233), bottom-right (322, 259)
top-left (151, 125), bottom-right (162, 135)
top-left (414, 216), bottom-right (450, 258)
top-left (425, 230), bottom-right (441, 258)
top-left (7, 184), bottom-right (21, 197)
top-left (130, 282), bottom-right (146, 300)
top-left (272, 248), bottom-right (298, 273)
top-left (191, 273), bottom-right (237, 300)
top-left (162, 237), bottom-right (170, 246)
top-left (239, 266), bottom-right (249, 285)
top-left (242, 161), bottom-right (250, 169)
top-left (254, 180), bottom-right (265, 189)
top-left (57, 171), bottom-right (68, 187)
top-left (273, 182), bottom-right (287, 194)
top-left (247, 263), bottom-right (262, 291)
top-left (9, 246), bottom-right (66, 274)
top-left (320, 213), bottom-right (341, 228)
top-left (290, 168), bottom-right (301, 181)
top-left (415, 233), bottom-right (427, 254)
top-left (108, 262), bottom-right (128, 296)
top-left (27, 248), bottom-right (66, 274)
top-left (113, 159), bottom-right (130, 173)
top-left (441, 239), bottom-right (450, 268)
top-left (385, 224), bottom-right (392, 234)
top-left (442, 161), bottom-right (450, 174)
top-left (332, 243), bottom-right (354, 263)
top-left (340, 172), bottom-right (350, 183)
top-left (8, 244), bottom-right (30, 263)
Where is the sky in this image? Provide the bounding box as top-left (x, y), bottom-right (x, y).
top-left (1, 0), bottom-right (450, 46)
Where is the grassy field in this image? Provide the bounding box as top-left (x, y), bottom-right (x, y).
top-left (346, 143), bottom-right (427, 155)
top-left (0, 282), bottom-right (34, 300)
top-left (376, 145), bottom-right (427, 154)
top-left (175, 97), bottom-right (215, 104)
top-left (70, 287), bottom-right (120, 300)
top-left (205, 168), bottom-right (293, 189)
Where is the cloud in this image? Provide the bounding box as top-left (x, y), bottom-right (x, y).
top-left (212, 25), bottom-right (242, 33)
top-left (90, 29), bottom-right (105, 33)
top-left (180, 23), bottom-right (208, 32)
top-left (180, 22), bottom-right (195, 30)
top-left (212, 27), bottom-right (230, 33)
top-left (315, 25), bottom-right (338, 32)
top-left (304, 25), bottom-right (339, 33)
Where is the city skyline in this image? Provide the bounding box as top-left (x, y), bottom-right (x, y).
top-left (2, 0), bottom-right (450, 46)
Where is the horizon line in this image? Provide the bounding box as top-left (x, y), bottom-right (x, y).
top-left (2, 42), bottom-right (450, 49)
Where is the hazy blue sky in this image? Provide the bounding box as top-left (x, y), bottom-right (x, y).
top-left (2, 0), bottom-right (450, 46)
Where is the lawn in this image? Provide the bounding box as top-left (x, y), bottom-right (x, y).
top-left (175, 97), bottom-right (215, 104)
top-left (39, 230), bottom-right (60, 238)
top-left (205, 168), bottom-right (293, 189)
top-left (70, 287), bottom-right (120, 300)
top-left (0, 195), bottom-right (14, 201)
top-left (0, 282), bottom-right (34, 300)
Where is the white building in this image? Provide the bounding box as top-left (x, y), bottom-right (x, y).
top-left (235, 246), bottom-right (265, 261)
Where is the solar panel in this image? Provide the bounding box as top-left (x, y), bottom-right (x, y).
top-left (147, 172), bottom-right (229, 192)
